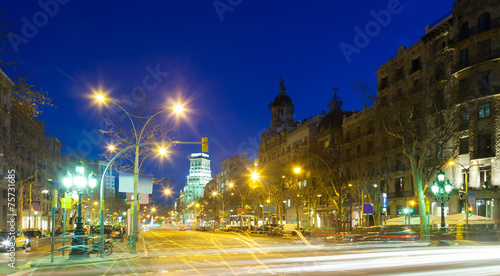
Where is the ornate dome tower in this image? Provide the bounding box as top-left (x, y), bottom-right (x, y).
top-left (269, 77), bottom-right (294, 132)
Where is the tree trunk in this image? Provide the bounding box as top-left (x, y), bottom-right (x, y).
top-left (414, 169), bottom-right (430, 242)
top-left (18, 182), bottom-right (24, 230)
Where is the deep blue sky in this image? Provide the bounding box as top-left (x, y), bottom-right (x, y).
top-left (3, 0), bottom-right (454, 205)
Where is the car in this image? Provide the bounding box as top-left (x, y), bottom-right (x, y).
top-left (179, 226), bottom-right (187, 231)
top-left (269, 225), bottom-right (284, 237)
top-left (23, 229), bottom-right (45, 239)
top-left (0, 232), bottom-right (29, 251)
top-left (255, 224), bottom-right (280, 235)
top-left (110, 226), bottom-right (125, 240)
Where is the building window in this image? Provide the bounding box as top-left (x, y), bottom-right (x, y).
top-left (460, 22), bottom-right (469, 40)
top-left (435, 63), bottom-right (444, 81)
top-left (479, 166), bottom-right (492, 188)
top-left (477, 71), bottom-right (491, 94)
top-left (478, 13), bottom-right (491, 33)
top-left (367, 120), bottom-right (374, 134)
top-left (397, 88), bottom-right (403, 98)
top-left (460, 48), bottom-right (469, 68)
top-left (460, 78), bottom-right (469, 99)
top-left (477, 133), bottom-right (492, 156)
top-left (380, 77), bottom-right (389, 90)
top-left (463, 108), bottom-right (470, 123)
top-left (478, 103), bottom-right (490, 119)
top-left (478, 40), bottom-right (491, 62)
top-left (394, 178), bottom-right (404, 198)
top-left (459, 137), bottom-right (469, 154)
top-left (435, 89), bottom-right (445, 110)
top-left (411, 57), bottom-right (421, 74)
top-left (395, 67), bottom-right (404, 81)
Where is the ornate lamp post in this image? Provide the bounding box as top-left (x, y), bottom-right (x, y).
top-left (63, 161), bottom-right (97, 259)
top-left (431, 171), bottom-right (453, 228)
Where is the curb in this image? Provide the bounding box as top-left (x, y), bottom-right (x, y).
top-left (29, 253), bottom-right (145, 268)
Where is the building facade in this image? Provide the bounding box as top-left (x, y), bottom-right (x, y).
top-left (346, 0), bottom-right (500, 225)
top-left (180, 153), bottom-right (212, 210)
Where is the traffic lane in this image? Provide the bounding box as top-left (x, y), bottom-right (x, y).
top-left (143, 228), bottom-right (303, 252)
top-left (156, 245), bottom-right (500, 275)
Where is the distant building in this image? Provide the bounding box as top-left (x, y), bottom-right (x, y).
top-left (88, 160), bottom-right (117, 198)
top-left (180, 153), bottom-right (212, 208)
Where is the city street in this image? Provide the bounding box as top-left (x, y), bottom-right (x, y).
top-left (4, 227), bottom-right (500, 275)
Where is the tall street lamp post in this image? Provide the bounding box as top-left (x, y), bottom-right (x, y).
top-left (431, 171), bottom-right (453, 228)
top-left (228, 182), bottom-right (248, 228)
top-left (95, 94), bottom-right (184, 255)
top-left (293, 167), bottom-right (301, 231)
top-left (448, 161), bottom-right (475, 238)
top-left (250, 172), bottom-right (272, 225)
top-left (63, 161), bottom-right (97, 259)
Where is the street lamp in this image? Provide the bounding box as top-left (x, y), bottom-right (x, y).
top-left (448, 160), bottom-right (474, 237)
top-left (431, 171), bottom-right (453, 227)
top-left (94, 93), bottom-right (184, 255)
top-left (294, 167), bottom-right (301, 231)
top-left (212, 191), bottom-right (226, 225)
top-left (63, 161), bottom-right (97, 259)
top-left (250, 172), bottom-right (272, 225)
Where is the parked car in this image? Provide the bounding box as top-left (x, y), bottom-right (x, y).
top-left (23, 229), bottom-right (44, 239)
top-left (222, 225), bottom-right (240, 232)
top-left (110, 226), bottom-right (125, 240)
top-left (283, 224), bottom-right (299, 235)
top-left (196, 226), bottom-right (210, 231)
top-left (255, 224), bottom-right (280, 235)
top-left (0, 232), bottom-right (29, 251)
top-left (269, 225), bottom-right (284, 237)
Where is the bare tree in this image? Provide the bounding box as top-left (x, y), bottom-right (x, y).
top-left (353, 54), bottom-right (461, 240)
top-left (99, 95), bottom-right (177, 195)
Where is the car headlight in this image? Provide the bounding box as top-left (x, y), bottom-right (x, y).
top-left (2, 240), bottom-right (9, 246)
top-left (25, 238), bottom-right (30, 244)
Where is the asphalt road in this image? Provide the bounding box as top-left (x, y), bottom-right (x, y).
top-left (5, 227), bottom-right (500, 276)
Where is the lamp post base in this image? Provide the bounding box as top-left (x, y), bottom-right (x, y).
top-left (69, 221), bottom-right (89, 259)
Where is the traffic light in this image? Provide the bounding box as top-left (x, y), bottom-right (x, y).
top-left (202, 137), bottom-right (208, 152)
top-left (407, 200), bottom-right (416, 213)
top-left (468, 207), bottom-right (473, 217)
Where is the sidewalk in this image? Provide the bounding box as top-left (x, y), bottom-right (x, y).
top-left (25, 236), bottom-right (148, 268)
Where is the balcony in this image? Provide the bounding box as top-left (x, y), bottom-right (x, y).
top-left (452, 48), bottom-right (500, 73)
top-left (449, 17), bottom-right (500, 45)
top-left (472, 149), bottom-right (495, 160)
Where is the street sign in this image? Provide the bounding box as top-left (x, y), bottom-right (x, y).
top-left (468, 192), bottom-right (475, 205)
top-left (52, 190), bottom-right (58, 208)
top-left (119, 173), bottom-right (154, 194)
top-left (237, 208), bottom-right (247, 215)
top-left (381, 193), bottom-right (387, 208)
top-left (363, 203), bottom-right (374, 215)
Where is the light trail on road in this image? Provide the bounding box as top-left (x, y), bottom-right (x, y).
top-left (12, 228), bottom-right (500, 276)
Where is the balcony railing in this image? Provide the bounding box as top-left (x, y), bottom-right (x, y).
top-left (449, 17), bottom-right (500, 45)
top-left (429, 11), bottom-right (453, 29)
top-left (473, 149), bottom-right (496, 159)
top-left (452, 48), bottom-right (500, 73)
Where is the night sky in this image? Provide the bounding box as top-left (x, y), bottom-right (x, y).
top-left (3, 0), bottom-right (454, 205)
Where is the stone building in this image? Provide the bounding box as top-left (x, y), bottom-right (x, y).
top-left (344, 0), bottom-right (500, 225)
top-left (258, 80), bottom-right (351, 228)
